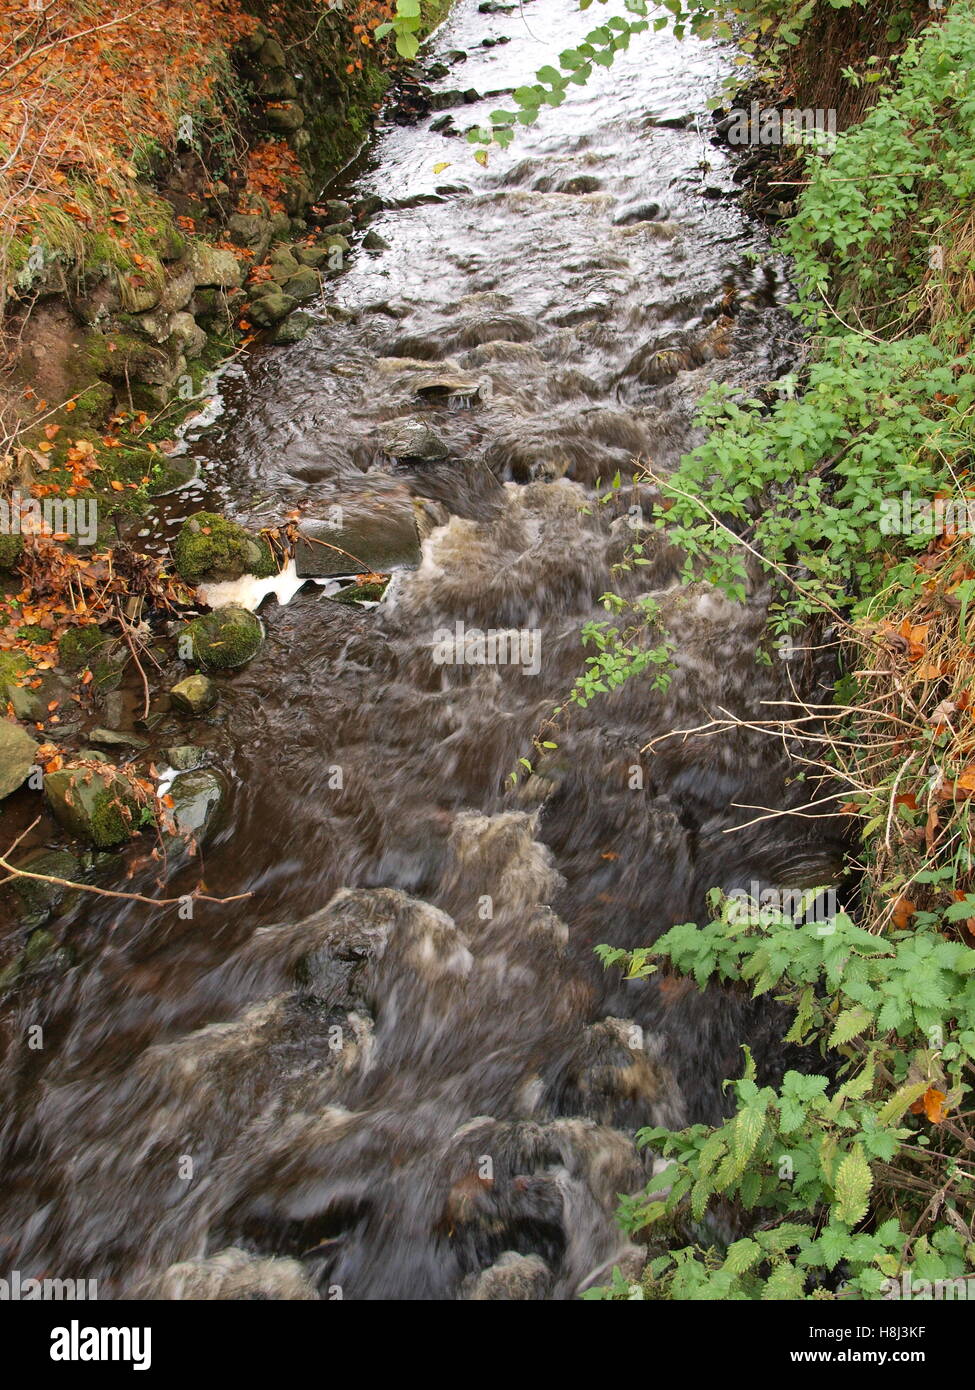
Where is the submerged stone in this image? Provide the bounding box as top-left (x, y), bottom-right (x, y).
top-left (165, 768), bottom-right (226, 847)
top-left (294, 492), bottom-right (421, 578)
top-left (375, 418), bottom-right (449, 462)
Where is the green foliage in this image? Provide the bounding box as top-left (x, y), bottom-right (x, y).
top-left (593, 892), bottom-right (975, 1299)
top-left (654, 4), bottom-right (975, 637)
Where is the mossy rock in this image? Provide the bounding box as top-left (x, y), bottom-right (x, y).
top-left (57, 627), bottom-right (126, 689)
top-left (148, 455), bottom-right (199, 496)
top-left (164, 768), bottom-right (227, 848)
top-left (43, 762), bottom-right (145, 848)
top-left (173, 512), bottom-right (275, 585)
top-left (183, 605), bottom-right (264, 671)
top-left (170, 674), bottom-right (218, 715)
top-left (282, 266), bottom-right (321, 302)
top-left (12, 848), bottom-right (83, 927)
top-left (0, 719), bottom-right (39, 798)
top-left (0, 648), bottom-right (30, 690)
top-left (0, 650), bottom-right (42, 721)
top-left (248, 291), bottom-right (298, 327)
top-left (273, 311), bottom-right (314, 345)
top-left (0, 927), bottom-right (73, 993)
top-left (16, 624), bottom-right (51, 644)
top-left (0, 534), bottom-right (24, 572)
top-left (333, 578), bottom-right (389, 605)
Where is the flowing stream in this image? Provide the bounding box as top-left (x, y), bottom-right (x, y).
top-left (0, 0), bottom-right (845, 1300)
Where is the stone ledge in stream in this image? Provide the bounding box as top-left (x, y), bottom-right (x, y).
top-left (294, 488), bottom-right (421, 578)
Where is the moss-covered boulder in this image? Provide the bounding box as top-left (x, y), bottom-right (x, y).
top-left (332, 578), bottom-right (389, 605)
top-left (57, 626), bottom-right (127, 689)
top-left (0, 928), bottom-right (72, 994)
top-left (0, 719), bottom-right (39, 799)
top-left (43, 761), bottom-right (145, 848)
top-left (183, 605), bottom-right (264, 671)
top-left (282, 266), bottom-right (321, 302)
top-left (12, 848), bottom-right (83, 927)
top-left (0, 534), bottom-right (24, 571)
top-left (172, 512), bottom-right (276, 585)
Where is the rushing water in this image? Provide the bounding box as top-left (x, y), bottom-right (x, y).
top-left (0, 0), bottom-right (845, 1299)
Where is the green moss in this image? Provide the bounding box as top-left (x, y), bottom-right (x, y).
top-left (173, 512), bottom-right (276, 584)
top-left (184, 604), bottom-right (264, 670)
top-left (0, 649), bottom-right (29, 687)
top-left (16, 624), bottom-right (50, 644)
top-left (58, 626), bottom-right (106, 671)
top-left (0, 534), bottom-right (24, 572)
top-left (57, 626), bottom-right (126, 687)
top-left (333, 578), bottom-right (389, 605)
top-left (44, 764), bottom-right (143, 848)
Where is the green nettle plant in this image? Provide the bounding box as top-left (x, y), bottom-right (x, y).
top-left (580, 2), bottom-right (975, 1301)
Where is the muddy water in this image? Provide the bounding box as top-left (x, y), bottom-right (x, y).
top-left (0, 1), bottom-right (844, 1300)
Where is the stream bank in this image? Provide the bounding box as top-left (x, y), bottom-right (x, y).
top-left (0, 0), bottom-right (851, 1300)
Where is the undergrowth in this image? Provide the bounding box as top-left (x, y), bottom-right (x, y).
top-left (585, 0), bottom-right (975, 1301)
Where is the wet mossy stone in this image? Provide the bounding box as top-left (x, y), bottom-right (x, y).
top-left (148, 455), bottom-right (199, 496)
top-left (332, 578), bottom-right (389, 605)
top-left (184, 605), bottom-right (264, 671)
top-left (165, 768), bottom-right (226, 847)
top-left (173, 512), bottom-right (275, 585)
top-left (248, 291), bottom-right (298, 328)
top-left (0, 719), bottom-right (39, 798)
top-left (165, 745), bottom-right (208, 771)
top-left (12, 848), bottom-right (82, 927)
top-left (0, 927), bottom-right (72, 993)
top-left (282, 266), bottom-right (321, 302)
top-left (273, 311), bottom-right (314, 345)
top-left (170, 674), bottom-right (218, 715)
top-left (293, 244), bottom-right (332, 269)
top-left (44, 762), bottom-right (144, 848)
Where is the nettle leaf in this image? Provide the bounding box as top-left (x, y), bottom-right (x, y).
top-left (833, 1144), bottom-right (873, 1227)
top-left (762, 1263), bottom-right (806, 1300)
top-left (828, 1005), bottom-right (874, 1048)
top-left (725, 1238), bottom-right (762, 1275)
top-left (877, 1079), bottom-right (931, 1125)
